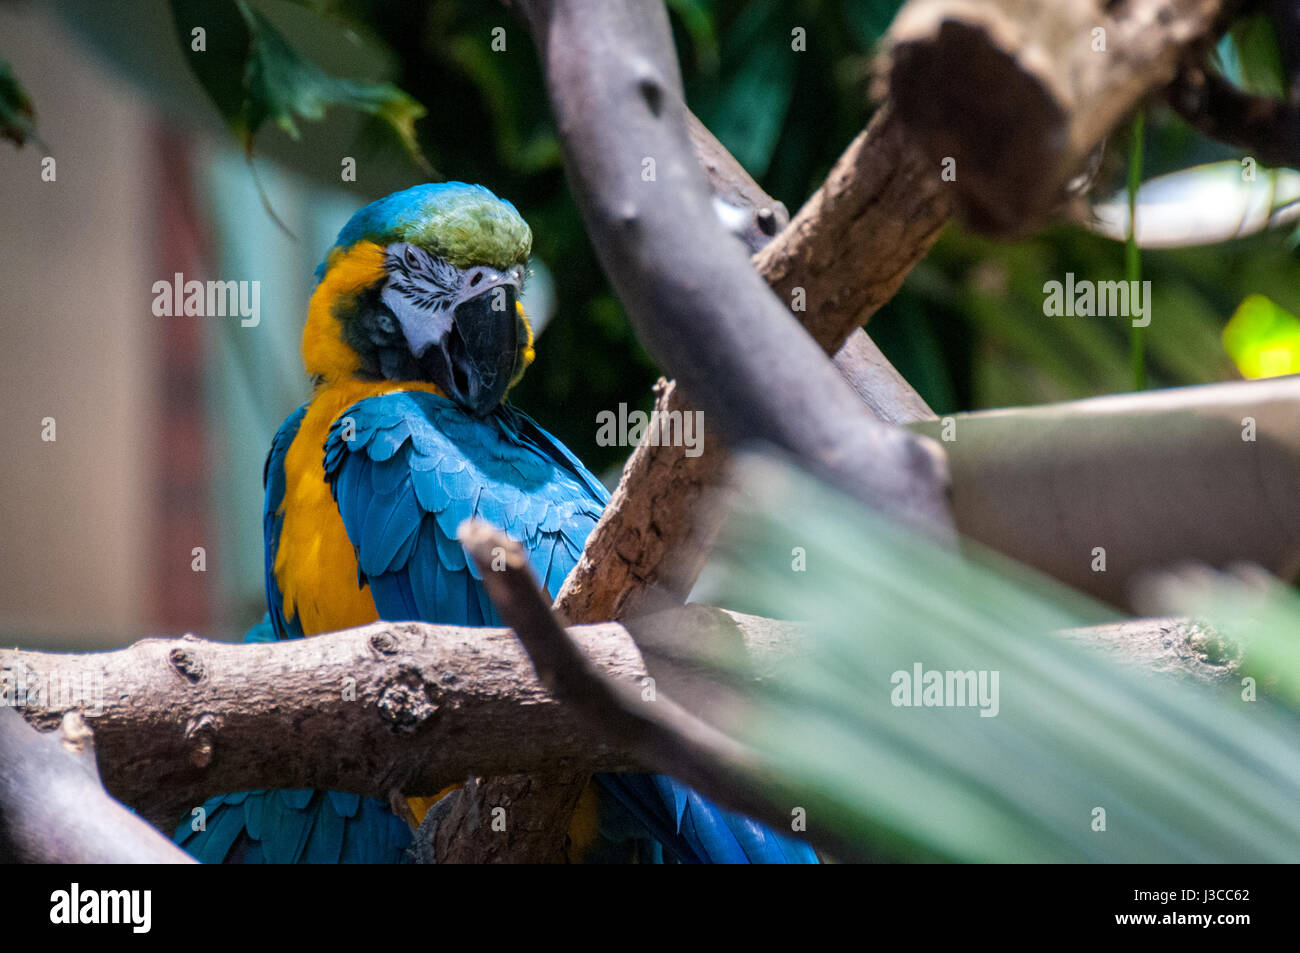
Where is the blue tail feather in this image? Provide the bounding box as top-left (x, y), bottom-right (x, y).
top-left (594, 773), bottom-right (818, 864)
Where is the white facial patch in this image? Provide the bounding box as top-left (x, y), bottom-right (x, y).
top-left (382, 242), bottom-right (460, 356)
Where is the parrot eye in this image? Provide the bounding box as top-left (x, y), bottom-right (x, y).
top-left (469, 271), bottom-right (484, 288)
top-left (404, 246), bottom-right (419, 267)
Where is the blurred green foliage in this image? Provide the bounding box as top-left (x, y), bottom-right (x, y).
top-left (696, 453), bottom-right (1300, 861)
top-left (1223, 293), bottom-right (1300, 378)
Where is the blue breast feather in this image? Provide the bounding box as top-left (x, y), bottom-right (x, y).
top-left (176, 391), bottom-right (817, 863)
top-left (322, 392), bottom-right (608, 622)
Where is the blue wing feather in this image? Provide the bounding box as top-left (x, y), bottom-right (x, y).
top-left (244, 791), bottom-right (266, 841)
top-left (263, 405), bottom-right (308, 642)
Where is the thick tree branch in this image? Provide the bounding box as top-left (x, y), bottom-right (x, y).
top-left (0, 600), bottom-right (1246, 861)
top-left (0, 606), bottom-right (798, 835)
top-left (909, 376), bottom-right (1300, 611)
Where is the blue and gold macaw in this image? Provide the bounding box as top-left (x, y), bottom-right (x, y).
top-left (175, 183), bottom-right (816, 864)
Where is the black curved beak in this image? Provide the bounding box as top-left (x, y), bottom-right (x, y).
top-left (443, 283), bottom-right (518, 417)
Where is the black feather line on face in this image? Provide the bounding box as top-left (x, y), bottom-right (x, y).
top-left (383, 244), bottom-right (461, 314)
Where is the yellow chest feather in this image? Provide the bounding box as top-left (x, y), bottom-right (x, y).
top-left (274, 378), bottom-right (442, 636)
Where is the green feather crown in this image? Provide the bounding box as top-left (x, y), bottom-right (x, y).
top-left (323, 182), bottom-right (532, 274)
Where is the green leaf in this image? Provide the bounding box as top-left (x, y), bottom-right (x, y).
top-left (1213, 14), bottom-right (1287, 99)
top-left (695, 0), bottom-right (797, 178)
top-left (693, 453), bottom-right (1300, 861)
top-left (0, 59), bottom-right (40, 149)
top-left (170, 0), bottom-right (428, 168)
top-left (667, 0), bottom-right (720, 74)
top-left (840, 0), bottom-right (905, 51)
top-left (1223, 293), bottom-right (1300, 379)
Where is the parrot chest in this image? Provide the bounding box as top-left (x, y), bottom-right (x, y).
top-left (273, 378), bottom-right (442, 636)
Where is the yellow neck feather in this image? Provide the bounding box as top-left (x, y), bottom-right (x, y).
top-left (303, 241), bottom-right (386, 383)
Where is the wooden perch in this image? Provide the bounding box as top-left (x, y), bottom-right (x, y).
top-left (882, 0), bottom-right (1233, 234)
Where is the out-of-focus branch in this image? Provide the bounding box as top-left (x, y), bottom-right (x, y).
top-left (458, 522), bottom-right (841, 859)
top-left (1057, 617), bottom-right (1241, 687)
top-left (909, 377), bottom-right (1300, 612)
top-left (685, 109), bottom-right (791, 255)
top-left (1167, 63), bottom-right (1300, 169)
top-left (558, 323), bottom-right (937, 624)
top-left (882, 0), bottom-right (1235, 234)
top-left (551, 101), bottom-right (951, 626)
top-left (832, 326), bottom-right (936, 425)
top-left (0, 708), bottom-right (194, 863)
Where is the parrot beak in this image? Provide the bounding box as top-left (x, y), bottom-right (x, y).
top-left (438, 267), bottom-right (522, 418)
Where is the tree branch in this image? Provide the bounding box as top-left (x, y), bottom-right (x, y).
top-left (752, 105), bottom-right (954, 353)
top-left (0, 598), bottom-right (1245, 861)
top-left (1167, 62), bottom-right (1300, 169)
top-left (0, 606), bottom-right (798, 835)
top-left (516, 0), bottom-right (952, 537)
top-left (490, 1), bottom-right (959, 857)
top-left (909, 376), bottom-right (1300, 611)
top-left (456, 520), bottom-right (839, 858)
top-left (0, 708), bottom-right (194, 863)
top-left (554, 108), bottom-right (951, 624)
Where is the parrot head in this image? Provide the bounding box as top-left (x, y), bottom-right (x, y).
top-left (305, 182), bottom-right (535, 417)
